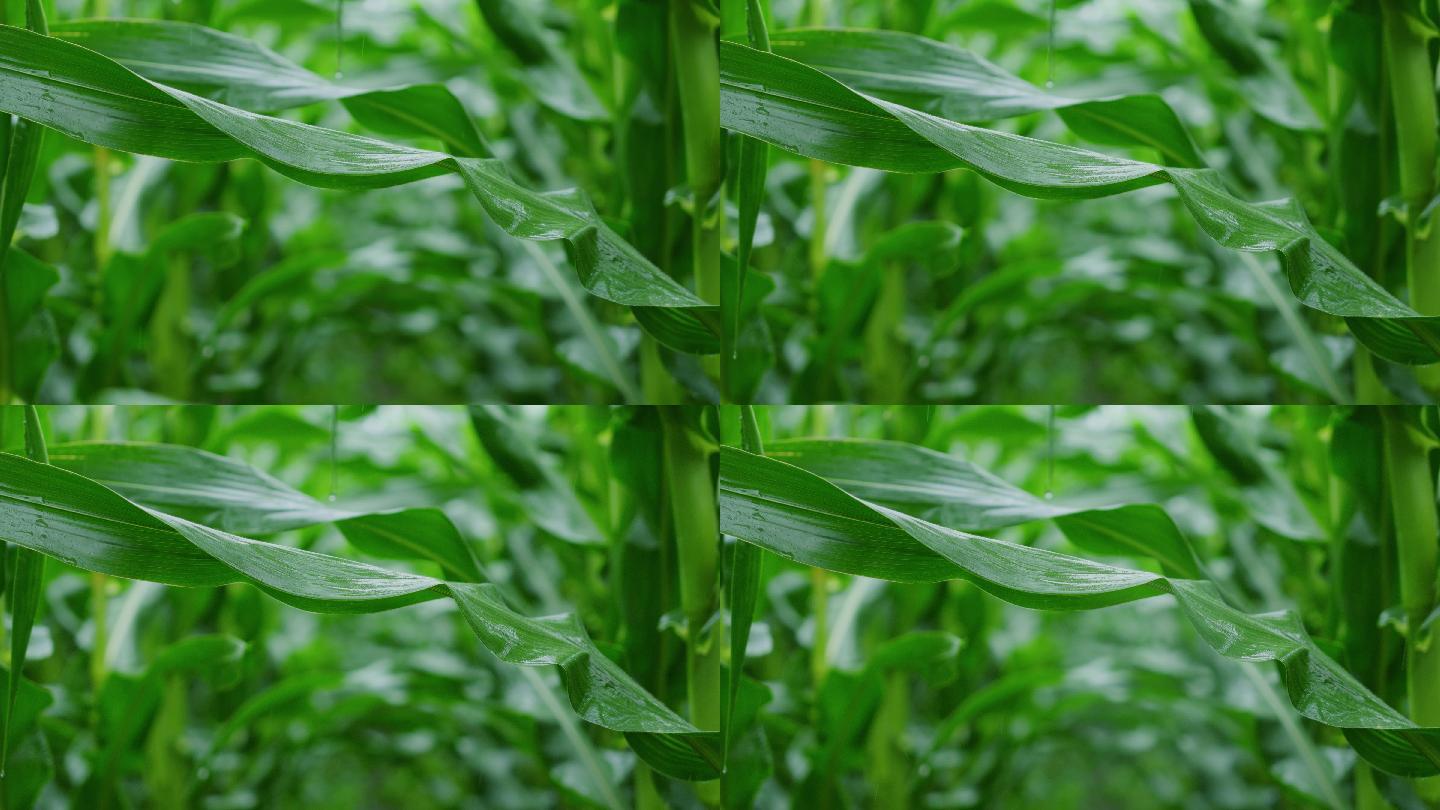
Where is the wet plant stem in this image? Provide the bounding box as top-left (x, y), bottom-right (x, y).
top-left (1382, 0), bottom-right (1440, 393)
top-left (1380, 406), bottom-right (1440, 801)
top-left (661, 407), bottom-right (719, 804)
top-left (670, 0), bottom-right (720, 383)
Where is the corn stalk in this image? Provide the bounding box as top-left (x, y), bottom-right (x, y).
top-left (661, 406), bottom-right (719, 804)
top-left (1382, 406), bottom-right (1440, 802)
top-left (1382, 1), bottom-right (1440, 394)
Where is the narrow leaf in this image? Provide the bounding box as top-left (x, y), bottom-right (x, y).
top-left (50, 19), bottom-right (493, 158)
top-left (719, 40), bottom-right (1440, 365)
top-left (718, 446), bottom-right (1440, 777)
top-left (765, 438), bottom-right (1205, 578)
top-left (723, 406), bottom-right (763, 770)
top-left (726, 0), bottom-right (771, 364)
top-left (0, 451), bottom-right (721, 780)
top-left (2, 407), bottom-right (46, 774)
top-left (0, 25), bottom-right (718, 354)
top-left (766, 28), bottom-right (1205, 167)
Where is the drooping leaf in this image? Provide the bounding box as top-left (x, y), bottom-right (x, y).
top-left (0, 25), bottom-right (718, 354)
top-left (765, 438), bottom-right (1205, 578)
top-left (50, 19), bottom-right (493, 158)
top-left (0, 451), bottom-right (720, 780)
top-left (718, 40), bottom-right (1440, 365)
top-left (765, 28), bottom-right (1205, 167)
top-left (718, 445), bottom-right (1440, 777)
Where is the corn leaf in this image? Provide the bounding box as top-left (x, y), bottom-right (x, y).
top-left (48, 441), bottom-right (484, 579)
top-left (765, 438), bottom-right (1206, 579)
top-left (0, 451), bottom-right (721, 780)
top-left (765, 28), bottom-right (1205, 167)
top-left (725, 0), bottom-right (772, 367)
top-left (764, 433), bottom-right (1349, 806)
top-left (723, 406), bottom-right (763, 770)
top-left (0, 24), bottom-right (718, 355)
top-left (718, 445), bottom-right (1440, 777)
top-left (719, 40), bottom-right (1440, 365)
top-left (50, 19), bottom-right (493, 158)
top-left (0, 407), bottom-right (45, 775)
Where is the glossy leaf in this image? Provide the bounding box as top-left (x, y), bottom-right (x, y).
top-left (725, 0), bottom-right (772, 367)
top-left (766, 28), bottom-right (1205, 167)
top-left (0, 25), bottom-right (718, 354)
top-left (719, 39), bottom-right (1440, 365)
top-left (50, 19), bottom-right (493, 158)
top-left (0, 451), bottom-right (721, 780)
top-left (48, 441), bottom-right (484, 580)
top-left (718, 445), bottom-right (1440, 777)
top-left (765, 438), bottom-right (1205, 578)
top-left (0, 407), bottom-right (45, 775)
top-left (723, 406), bottom-right (764, 769)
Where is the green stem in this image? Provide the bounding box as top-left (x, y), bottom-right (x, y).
top-left (1382, 0), bottom-right (1440, 393)
top-left (669, 0), bottom-right (720, 384)
top-left (661, 407), bottom-right (719, 804)
top-left (668, 1), bottom-right (720, 303)
top-left (1381, 406), bottom-right (1440, 802)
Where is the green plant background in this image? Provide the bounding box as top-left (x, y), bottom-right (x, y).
top-left (721, 0), bottom-right (1416, 404)
top-left (1, 0), bottom-right (719, 404)
top-left (721, 405), bottom-right (1440, 809)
